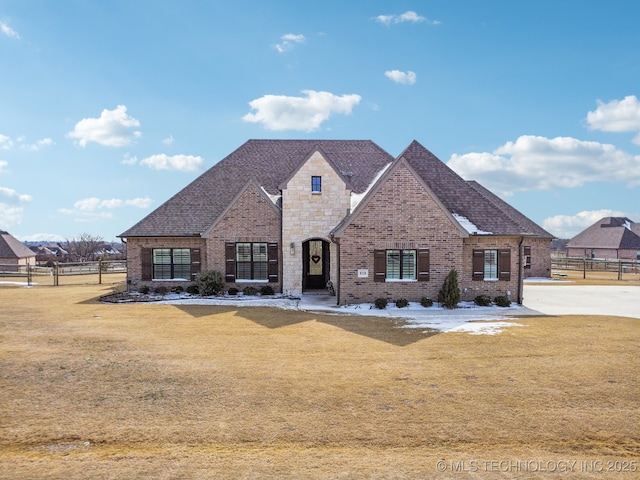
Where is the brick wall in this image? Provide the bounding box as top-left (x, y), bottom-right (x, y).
top-left (524, 237), bottom-right (552, 278)
top-left (206, 183), bottom-right (282, 292)
top-left (338, 163), bottom-right (465, 305)
top-left (126, 236), bottom-right (206, 290)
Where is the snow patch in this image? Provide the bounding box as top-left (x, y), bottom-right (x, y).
top-left (350, 163), bottom-right (392, 210)
top-left (452, 213), bottom-right (492, 235)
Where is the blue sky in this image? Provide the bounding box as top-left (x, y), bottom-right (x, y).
top-left (1, 1), bottom-right (639, 242)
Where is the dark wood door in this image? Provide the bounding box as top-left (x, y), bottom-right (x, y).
top-left (303, 240), bottom-right (329, 290)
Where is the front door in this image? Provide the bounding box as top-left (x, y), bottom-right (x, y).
top-left (303, 239), bottom-right (329, 290)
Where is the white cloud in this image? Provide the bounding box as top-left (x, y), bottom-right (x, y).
top-left (0, 160), bottom-right (7, 173)
top-left (73, 196), bottom-right (152, 211)
top-left (162, 135), bottom-right (174, 145)
top-left (242, 90), bottom-right (361, 132)
top-left (121, 153), bottom-right (138, 165)
top-left (0, 134), bottom-right (13, 150)
top-left (275, 33), bottom-right (306, 53)
top-left (374, 11), bottom-right (439, 26)
top-left (140, 154), bottom-right (203, 172)
top-left (60, 196), bottom-right (152, 222)
top-left (0, 186), bottom-right (32, 229)
top-left (543, 209), bottom-right (627, 239)
top-left (67, 105), bottom-right (142, 147)
top-left (448, 135), bottom-right (640, 196)
top-left (18, 233), bottom-right (66, 242)
top-left (23, 137), bottom-right (54, 151)
top-left (385, 70), bottom-right (416, 85)
top-left (586, 95), bottom-right (640, 145)
top-left (0, 21), bottom-right (20, 39)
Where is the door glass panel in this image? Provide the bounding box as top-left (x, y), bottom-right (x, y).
top-left (309, 240), bottom-right (323, 276)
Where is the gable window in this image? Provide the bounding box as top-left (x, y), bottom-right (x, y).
top-left (473, 249), bottom-right (511, 281)
top-left (225, 242), bottom-right (279, 283)
top-left (311, 176), bottom-right (322, 193)
top-left (374, 248), bottom-right (430, 282)
top-left (141, 247), bottom-right (199, 281)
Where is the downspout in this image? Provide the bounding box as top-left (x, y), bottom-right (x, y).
top-left (330, 234), bottom-right (340, 306)
top-left (517, 236), bottom-right (524, 304)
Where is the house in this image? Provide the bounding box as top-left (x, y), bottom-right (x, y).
top-left (30, 243), bottom-right (70, 264)
top-left (0, 231), bottom-right (37, 272)
top-left (120, 140), bottom-right (553, 305)
top-left (567, 217), bottom-right (640, 260)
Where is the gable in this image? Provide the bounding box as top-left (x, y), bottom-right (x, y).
top-left (120, 140), bottom-right (393, 238)
top-left (0, 231), bottom-right (36, 259)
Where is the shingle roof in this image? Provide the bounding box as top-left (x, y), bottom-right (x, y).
top-left (399, 141), bottom-right (553, 238)
top-left (567, 217), bottom-right (640, 249)
top-left (120, 140), bottom-right (394, 237)
top-left (0, 231), bottom-right (37, 259)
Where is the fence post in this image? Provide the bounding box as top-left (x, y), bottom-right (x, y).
top-left (27, 263), bottom-right (31, 287)
top-left (583, 258), bottom-right (586, 279)
top-left (98, 258), bottom-right (103, 285)
top-left (54, 262), bottom-right (59, 286)
top-left (618, 261), bottom-right (622, 281)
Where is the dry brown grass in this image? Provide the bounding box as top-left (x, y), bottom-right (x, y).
top-left (1, 282), bottom-right (638, 479)
top-left (550, 269), bottom-right (640, 286)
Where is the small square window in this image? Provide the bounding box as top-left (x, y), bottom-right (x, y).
top-left (311, 176), bottom-right (322, 193)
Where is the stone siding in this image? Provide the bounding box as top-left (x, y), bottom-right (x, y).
top-left (281, 152), bottom-right (351, 295)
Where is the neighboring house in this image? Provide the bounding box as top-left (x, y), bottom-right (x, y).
top-left (567, 217), bottom-right (640, 260)
top-left (120, 140), bottom-right (553, 305)
top-left (0, 231), bottom-right (37, 271)
top-left (30, 243), bottom-right (70, 263)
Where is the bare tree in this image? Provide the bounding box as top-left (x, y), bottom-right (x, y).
top-left (65, 233), bottom-right (104, 262)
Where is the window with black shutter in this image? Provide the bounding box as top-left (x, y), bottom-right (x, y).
top-left (472, 248), bottom-right (511, 281)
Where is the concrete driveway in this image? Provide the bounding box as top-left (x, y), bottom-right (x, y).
top-left (523, 283), bottom-right (640, 319)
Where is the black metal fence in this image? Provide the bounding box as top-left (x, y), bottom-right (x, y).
top-left (0, 260), bottom-right (126, 286)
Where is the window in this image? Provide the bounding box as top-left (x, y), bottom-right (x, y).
top-left (523, 246), bottom-right (531, 269)
top-left (311, 176), bottom-right (322, 193)
top-left (374, 248), bottom-right (430, 282)
top-left (236, 242), bottom-right (268, 280)
top-left (150, 248), bottom-right (193, 280)
top-left (225, 242), bottom-right (279, 283)
top-left (473, 249), bottom-right (511, 281)
top-left (386, 249), bottom-right (416, 280)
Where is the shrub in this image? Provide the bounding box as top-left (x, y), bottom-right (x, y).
top-left (186, 284), bottom-right (199, 295)
top-left (420, 297), bottom-right (433, 308)
top-left (171, 285), bottom-right (184, 294)
top-left (260, 285), bottom-right (275, 296)
top-left (395, 297), bottom-right (409, 308)
top-left (243, 286), bottom-right (259, 296)
top-left (438, 269), bottom-right (461, 309)
top-left (494, 295), bottom-right (511, 307)
top-left (138, 285), bottom-right (150, 295)
top-left (474, 294), bottom-right (492, 307)
top-left (195, 270), bottom-right (224, 296)
top-left (153, 285), bottom-right (168, 296)
top-left (374, 297), bottom-right (388, 309)
top-left (227, 287), bottom-right (239, 296)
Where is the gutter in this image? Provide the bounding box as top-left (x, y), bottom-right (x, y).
top-left (517, 236), bottom-right (524, 304)
top-left (329, 234), bottom-right (340, 306)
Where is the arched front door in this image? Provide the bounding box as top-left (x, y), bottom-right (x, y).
top-left (302, 239), bottom-right (330, 291)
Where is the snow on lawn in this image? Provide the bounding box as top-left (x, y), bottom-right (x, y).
top-left (155, 294), bottom-right (526, 336)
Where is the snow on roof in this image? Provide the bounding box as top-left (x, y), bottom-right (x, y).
top-left (261, 186), bottom-right (281, 204)
top-left (452, 213), bottom-right (493, 235)
top-left (624, 220), bottom-right (632, 230)
top-left (350, 163), bottom-right (392, 210)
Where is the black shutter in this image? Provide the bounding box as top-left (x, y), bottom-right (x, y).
top-left (417, 248), bottom-right (430, 281)
top-left (225, 242), bottom-right (236, 283)
top-left (190, 248), bottom-right (201, 280)
top-left (472, 249), bottom-right (484, 281)
top-left (499, 249), bottom-right (511, 281)
top-left (268, 242), bottom-right (278, 283)
top-left (141, 248), bottom-right (152, 281)
top-left (374, 250), bottom-right (386, 283)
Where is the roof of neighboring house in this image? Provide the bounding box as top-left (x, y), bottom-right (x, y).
top-left (120, 139), bottom-right (552, 239)
top-left (399, 141), bottom-right (553, 238)
top-left (121, 140), bottom-right (394, 237)
top-left (567, 217), bottom-right (640, 249)
top-left (0, 231), bottom-right (37, 259)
